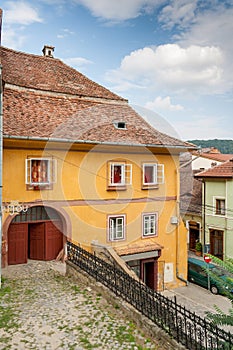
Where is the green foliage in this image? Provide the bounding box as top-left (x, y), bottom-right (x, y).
top-left (195, 242), bottom-right (202, 252)
top-left (187, 139), bottom-right (233, 154)
top-left (205, 255), bottom-right (233, 327)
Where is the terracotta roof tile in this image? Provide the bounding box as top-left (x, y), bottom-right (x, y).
top-left (1, 46), bottom-right (193, 149)
top-left (114, 240), bottom-right (163, 256)
top-left (195, 159), bottom-right (233, 178)
top-left (192, 151), bottom-right (233, 162)
top-left (1, 46), bottom-right (124, 101)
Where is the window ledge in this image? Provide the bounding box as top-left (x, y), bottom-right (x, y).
top-left (142, 185), bottom-right (159, 190)
top-left (107, 185), bottom-right (127, 191)
top-left (27, 184), bottom-right (53, 190)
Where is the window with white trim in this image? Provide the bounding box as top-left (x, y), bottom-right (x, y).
top-left (108, 215), bottom-right (125, 241)
top-left (25, 157), bottom-right (56, 189)
top-left (142, 163), bottom-right (164, 187)
top-left (215, 199), bottom-right (225, 216)
top-left (108, 162), bottom-right (132, 188)
top-left (143, 213), bottom-right (158, 237)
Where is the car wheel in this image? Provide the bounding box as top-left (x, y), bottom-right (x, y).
top-left (210, 285), bottom-right (219, 294)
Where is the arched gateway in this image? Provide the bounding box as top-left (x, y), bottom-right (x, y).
top-left (7, 206), bottom-right (65, 265)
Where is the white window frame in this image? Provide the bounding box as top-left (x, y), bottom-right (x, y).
top-left (108, 215), bottom-right (125, 241)
top-left (109, 162), bottom-right (132, 187)
top-left (214, 197), bottom-right (226, 216)
top-left (142, 213), bottom-right (158, 237)
top-left (142, 163), bottom-right (164, 186)
top-left (25, 157), bottom-right (56, 186)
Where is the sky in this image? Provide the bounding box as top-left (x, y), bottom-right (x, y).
top-left (0, 0), bottom-right (233, 141)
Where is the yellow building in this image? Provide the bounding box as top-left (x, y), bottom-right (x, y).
top-left (1, 45), bottom-right (194, 290)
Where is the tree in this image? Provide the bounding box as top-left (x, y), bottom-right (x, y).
top-left (205, 255), bottom-right (233, 326)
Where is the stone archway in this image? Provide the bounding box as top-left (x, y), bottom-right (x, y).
top-left (4, 205), bottom-right (70, 266)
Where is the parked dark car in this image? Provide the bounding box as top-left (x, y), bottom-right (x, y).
top-left (188, 257), bottom-right (233, 295)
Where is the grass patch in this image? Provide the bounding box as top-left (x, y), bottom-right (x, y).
top-left (0, 278), bottom-right (19, 331)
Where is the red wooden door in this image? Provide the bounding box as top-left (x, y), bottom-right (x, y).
top-left (29, 223), bottom-right (45, 260)
top-left (142, 260), bottom-right (158, 291)
top-left (8, 223), bottom-right (28, 265)
top-left (45, 221), bottom-right (63, 261)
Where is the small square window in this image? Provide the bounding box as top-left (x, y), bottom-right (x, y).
top-left (108, 215), bottom-right (125, 241)
top-left (142, 163), bottom-right (164, 188)
top-left (143, 213), bottom-right (157, 237)
top-left (108, 161), bottom-right (132, 189)
top-left (143, 164), bottom-right (157, 185)
top-left (25, 157), bottom-right (56, 189)
top-left (114, 121), bottom-right (127, 129)
top-left (215, 199), bottom-right (225, 216)
top-left (111, 164), bottom-right (125, 185)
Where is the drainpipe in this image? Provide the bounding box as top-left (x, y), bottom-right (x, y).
top-left (176, 165), bottom-right (188, 286)
top-left (203, 180), bottom-right (206, 251)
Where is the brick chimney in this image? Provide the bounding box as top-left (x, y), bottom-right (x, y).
top-left (42, 45), bottom-right (55, 58)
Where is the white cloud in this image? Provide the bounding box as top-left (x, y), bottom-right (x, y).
top-left (175, 114), bottom-right (229, 140)
top-left (1, 1), bottom-right (43, 49)
top-left (159, 0), bottom-right (198, 29)
top-left (1, 27), bottom-right (27, 49)
top-left (57, 28), bottom-right (75, 39)
top-left (175, 6), bottom-right (233, 90)
top-left (4, 1), bottom-right (43, 25)
top-left (145, 96), bottom-right (184, 111)
top-left (74, 0), bottom-right (164, 21)
top-left (63, 57), bottom-right (93, 69)
top-left (107, 44), bottom-right (224, 95)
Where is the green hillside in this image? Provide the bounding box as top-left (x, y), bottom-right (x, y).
top-left (187, 139), bottom-right (233, 154)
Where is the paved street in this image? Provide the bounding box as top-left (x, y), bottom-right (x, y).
top-left (162, 282), bottom-right (233, 333)
top-left (0, 260), bottom-right (160, 350)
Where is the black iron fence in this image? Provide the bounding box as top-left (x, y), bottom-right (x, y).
top-left (67, 241), bottom-right (233, 350)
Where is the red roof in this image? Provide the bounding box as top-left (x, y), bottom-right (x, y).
top-left (195, 159), bottom-right (233, 178)
top-left (1, 46), bottom-right (124, 101)
top-left (1, 45), bottom-right (193, 149)
top-left (192, 151), bottom-right (233, 162)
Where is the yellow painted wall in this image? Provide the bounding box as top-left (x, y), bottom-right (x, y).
top-left (3, 142), bottom-right (187, 288)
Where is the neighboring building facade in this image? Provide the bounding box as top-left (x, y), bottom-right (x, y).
top-left (195, 160), bottom-right (233, 260)
top-left (0, 44), bottom-right (193, 290)
top-left (192, 148), bottom-right (233, 171)
top-left (181, 148), bottom-right (233, 256)
top-left (180, 152), bottom-right (202, 253)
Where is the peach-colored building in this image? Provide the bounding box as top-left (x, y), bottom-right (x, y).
top-left (0, 45), bottom-right (194, 290)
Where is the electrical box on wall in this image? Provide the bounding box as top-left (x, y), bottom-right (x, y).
top-left (170, 216), bottom-right (178, 225)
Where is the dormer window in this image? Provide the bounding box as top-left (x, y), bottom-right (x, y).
top-left (114, 121), bottom-right (127, 129)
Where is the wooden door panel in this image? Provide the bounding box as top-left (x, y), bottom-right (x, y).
top-left (142, 260), bottom-right (158, 291)
top-left (210, 229), bottom-right (223, 260)
top-left (8, 223), bottom-right (28, 265)
top-left (45, 221), bottom-right (63, 261)
top-left (29, 223), bottom-right (45, 260)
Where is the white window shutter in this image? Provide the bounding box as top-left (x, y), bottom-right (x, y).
top-left (125, 164), bottom-right (132, 185)
top-left (157, 164), bottom-right (164, 184)
top-left (25, 159), bottom-right (31, 184)
top-left (51, 158), bottom-right (57, 183)
top-left (153, 164), bottom-right (158, 184)
top-left (109, 218), bottom-right (114, 240)
top-left (109, 163), bottom-right (114, 185)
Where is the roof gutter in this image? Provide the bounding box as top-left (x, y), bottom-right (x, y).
top-left (3, 134), bottom-right (195, 151)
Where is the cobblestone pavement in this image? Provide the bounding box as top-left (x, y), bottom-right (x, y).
top-left (0, 260), bottom-right (159, 350)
